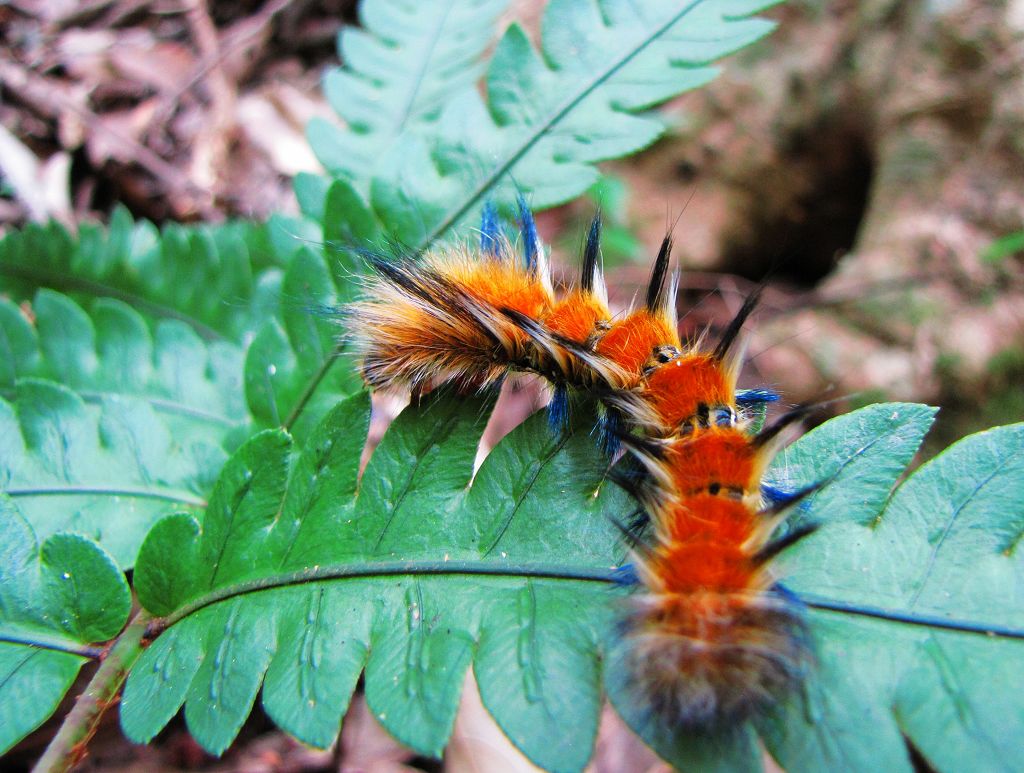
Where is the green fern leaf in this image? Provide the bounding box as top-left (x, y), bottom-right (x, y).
top-left (307, 0), bottom-right (512, 186)
top-left (0, 497), bottom-right (130, 754)
top-left (0, 211), bottom-right (359, 573)
top-left (309, 0), bottom-right (781, 245)
top-left (122, 391), bottom-right (629, 769)
top-left (0, 291), bottom-right (247, 449)
top-left (757, 410), bottom-right (1024, 773)
top-left (0, 379), bottom-right (213, 566)
top-left (242, 245), bottom-right (363, 441)
top-left (118, 394), bottom-right (1024, 771)
top-left (0, 208), bottom-right (279, 342)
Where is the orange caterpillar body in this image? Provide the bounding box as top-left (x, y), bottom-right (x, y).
top-left (621, 413), bottom-right (815, 727)
top-left (346, 202), bottom-right (815, 732)
top-left (350, 204), bottom-right (688, 401)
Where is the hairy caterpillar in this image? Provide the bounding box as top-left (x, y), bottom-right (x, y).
top-left (346, 202), bottom-right (817, 731)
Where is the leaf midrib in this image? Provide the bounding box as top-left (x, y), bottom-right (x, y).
top-left (481, 431), bottom-right (573, 557)
top-left (5, 485), bottom-right (207, 508)
top-left (906, 448), bottom-right (1020, 609)
top-left (0, 386), bottom-right (240, 426)
top-left (69, 390), bottom-right (243, 427)
top-left (801, 593), bottom-right (1024, 640)
top-left (0, 626), bottom-right (103, 659)
top-left (153, 559), bottom-right (620, 631)
top-left (0, 263), bottom-right (226, 342)
top-left (394, 0), bottom-right (457, 136)
top-left (418, 0), bottom-right (706, 249)
top-left (146, 560), bottom-right (1024, 642)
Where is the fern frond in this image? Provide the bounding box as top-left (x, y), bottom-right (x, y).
top-left (308, 0), bottom-right (512, 186)
top-left (308, 1), bottom-right (782, 245)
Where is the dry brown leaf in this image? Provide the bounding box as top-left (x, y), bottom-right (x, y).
top-left (235, 89), bottom-right (322, 176)
top-left (108, 32), bottom-right (195, 95)
top-left (57, 29), bottom-right (118, 85)
top-left (84, 98), bottom-right (160, 166)
top-left (445, 672), bottom-right (542, 773)
top-left (338, 694), bottom-right (418, 773)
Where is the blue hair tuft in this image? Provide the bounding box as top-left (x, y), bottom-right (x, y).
top-left (480, 201), bottom-right (503, 259)
top-left (761, 482), bottom-right (796, 506)
top-left (547, 383), bottom-right (571, 434)
top-left (597, 408), bottom-right (624, 456)
top-left (612, 563), bottom-right (640, 587)
top-left (736, 388), bottom-right (781, 405)
top-left (516, 195), bottom-right (539, 271)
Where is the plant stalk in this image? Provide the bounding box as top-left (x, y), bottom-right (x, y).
top-left (32, 611), bottom-right (151, 773)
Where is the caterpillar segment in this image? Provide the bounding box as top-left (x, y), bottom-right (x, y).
top-left (350, 205), bottom-right (625, 398)
top-left (349, 246), bottom-right (552, 392)
top-left (614, 358), bottom-right (820, 730)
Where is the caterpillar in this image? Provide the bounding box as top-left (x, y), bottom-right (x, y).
top-left (346, 201), bottom-right (818, 732)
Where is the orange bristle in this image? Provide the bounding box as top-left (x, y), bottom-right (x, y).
top-left (594, 310), bottom-right (680, 384)
top-left (643, 354), bottom-right (735, 430)
top-left (543, 290), bottom-right (611, 345)
top-left (656, 495), bottom-right (758, 555)
top-left (624, 487), bottom-right (808, 729)
top-left (449, 260), bottom-right (552, 325)
top-left (349, 243), bottom-right (554, 391)
top-left (661, 427), bottom-right (760, 497)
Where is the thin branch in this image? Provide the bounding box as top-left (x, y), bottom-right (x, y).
top-left (0, 56), bottom-right (216, 220)
top-left (32, 612), bottom-right (151, 773)
top-left (156, 0), bottom-right (293, 113)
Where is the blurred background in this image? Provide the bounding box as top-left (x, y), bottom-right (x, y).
top-left (2, 0), bottom-right (1023, 770)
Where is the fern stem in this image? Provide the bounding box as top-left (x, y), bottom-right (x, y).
top-left (802, 595), bottom-right (1024, 640)
top-left (149, 560), bottom-right (623, 634)
top-left (0, 631), bottom-right (104, 660)
top-left (145, 558), bottom-right (1024, 642)
top-left (32, 611), bottom-right (151, 773)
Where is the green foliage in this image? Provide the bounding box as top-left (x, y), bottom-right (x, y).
top-left (0, 291), bottom-right (247, 445)
top-left (761, 407), bottom-right (1024, 773)
top-left (0, 497), bottom-right (130, 754)
top-left (0, 208), bottom-right (279, 342)
top-left (308, 0), bottom-right (512, 187)
top-left (115, 396), bottom-right (1024, 772)
top-left (0, 211), bottom-right (362, 565)
top-left (0, 379), bottom-right (214, 566)
top-left (307, 0), bottom-right (782, 246)
top-left (122, 392), bottom-right (629, 769)
top-left (242, 245), bottom-right (363, 441)
top-left (980, 230), bottom-right (1024, 263)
